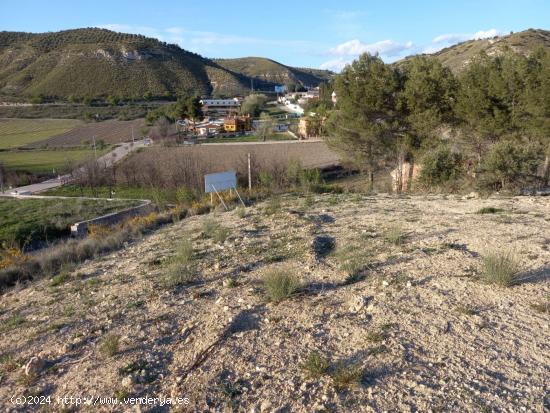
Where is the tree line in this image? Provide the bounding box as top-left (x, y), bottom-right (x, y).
top-left (326, 47), bottom-right (550, 192)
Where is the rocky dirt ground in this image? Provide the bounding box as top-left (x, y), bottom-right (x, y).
top-left (0, 193), bottom-right (549, 412)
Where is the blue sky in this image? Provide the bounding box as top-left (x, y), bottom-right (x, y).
top-left (1, 0), bottom-right (548, 71)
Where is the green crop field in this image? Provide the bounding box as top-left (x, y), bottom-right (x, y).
top-left (0, 197), bottom-right (140, 247)
top-left (0, 148), bottom-right (109, 174)
top-left (0, 118), bottom-right (82, 149)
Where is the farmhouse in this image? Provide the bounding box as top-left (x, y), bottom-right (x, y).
top-left (223, 115), bottom-right (252, 133)
top-left (201, 98), bottom-right (241, 118)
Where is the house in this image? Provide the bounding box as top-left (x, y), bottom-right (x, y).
top-left (224, 115), bottom-right (252, 133)
top-left (200, 98), bottom-right (241, 118)
top-left (195, 119), bottom-right (224, 137)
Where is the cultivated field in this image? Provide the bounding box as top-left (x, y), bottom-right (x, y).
top-left (0, 197), bottom-right (141, 246)
top-left (25, 118), bottom-right (145, 148)
top-left (0, 193), bottom-right (547, 411)
top-left (0, 118), bottom-right (82, 149)
top-left (129, 140), bottom-right (340, 171)
top-left (0, 148), bottom-right (109, 174)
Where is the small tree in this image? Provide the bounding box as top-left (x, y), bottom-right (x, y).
top-left (481, 140), bottom-right (543, 190)
top-left (257, 112), bottom-right (273, 142)
top-left (419, 146), bottom-right (463, 186)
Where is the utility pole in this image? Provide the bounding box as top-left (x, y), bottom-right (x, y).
top-left (92, 135), bottom-right (97, 159)
top-left (247, 153), bottom-right (252, 191)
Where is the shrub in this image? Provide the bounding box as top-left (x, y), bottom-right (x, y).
top-left (481, 250), bottom-right (520, 287)
top-left (419, 146), bottom-right (463, 186)
top-left (0, 313), bottom-right (26, 333)
top-left (331, 362), bottom-right (363, 391)
top-left (383, 225), bottom-right (406, 246)
top-left (263, 269), bottom-right (301, 303)
top-left (477, 207), bottom-right (504, 214)
top-left (175, 187), bottom-right (199, 205)
top-left (258, 171), bottom-right (273, 190)
top-left (213, 227), bottom-right (230, 244)
top-left (163, 264), bottom-right (196, 288)
top-left (202, 219), bottom-right (219, 238)
top-left (50, 270), bottom-right (69, 287)
top-left (302, 351), bottom-right (330, 378)
top-left (99, 333), bottom-right (120, 357)
top-left (264, 197), bottom-right (282, 215)
top-left (174, 237), bottom-right (193, 264)
top-left (235, 206), bottom-right (247, 219)
top-left (480, 140), bottom-right (543, 191)
top-left (299, 168), bottom-right (322, 193)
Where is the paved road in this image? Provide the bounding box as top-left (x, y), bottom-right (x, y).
top-left (1, 140), bottom-right (147, 196)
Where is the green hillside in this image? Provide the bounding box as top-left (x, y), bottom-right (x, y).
top-left (214, 57), bottom-right (333, 88)
top-left (422, 28), bottom-right (550, 72)
top-left (0, 28), bottom-right (261, 99)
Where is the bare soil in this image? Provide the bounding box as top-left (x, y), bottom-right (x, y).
top-left (0, 193), bottom-right (548, 412)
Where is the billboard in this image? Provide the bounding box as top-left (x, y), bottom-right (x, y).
top-left (204, 171), bottom-right (237, 193)
top-left (275, 85), bottom-right (286, 93)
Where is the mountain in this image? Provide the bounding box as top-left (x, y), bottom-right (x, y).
top-left (0, 28), bottom-right (326, 100)
top-left (420, 28), bottom-right (550, 72)
top-left (214, 57), bottom-right (333, 89)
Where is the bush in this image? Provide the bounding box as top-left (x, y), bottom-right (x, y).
top-left (477, 207), bottom-right (504, 214)
top-left (162, 264), bottom-right (196, 288)
top-left (419, 146), bottom-right (463, 186)
top-left (174, 238), bottom-right (193, 264)
top-left (480, 140), bottom-right (543, 191)
top-left (302, 351), bottom-right (330, 378)
top-left (213, 227), bottom-right (230, 244)
top-left (263, 269), bottom-right (301, 303)
top-left (299, 168), bottom-right (322, 193)
top-left (481, 250), bottom-right (521, 287)
top-left (383, 225), bottom-right (406, 246)
top-left (264, 197), bottom-right (282, 215)
top-left (331, 362), bottom-right (363, 391)
top-left (202, 219), bottom-right (219, 238)
top-left (99, 333), bottom-right (120, 357)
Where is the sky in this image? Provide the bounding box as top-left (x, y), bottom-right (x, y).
top-left (1, 0), bottom-right (548, 71)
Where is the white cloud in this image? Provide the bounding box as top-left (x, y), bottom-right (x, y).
top-left (329, 39), bottom-right (414, 57)
top-left (472, 29), bottom-right (500, 39)
top-left (319, 58), bottom-right (351, 72)
top-left (432, 28), bottom-right (500, 46)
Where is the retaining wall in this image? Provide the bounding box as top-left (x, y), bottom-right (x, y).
top-left (70, 201), bottom-right (154, 237)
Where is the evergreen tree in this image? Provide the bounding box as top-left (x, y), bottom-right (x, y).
top-left (326, 53), bottom-right (401, 189)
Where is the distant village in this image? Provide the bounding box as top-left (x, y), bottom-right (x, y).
top-left (175, 86), bottom-right (337, 141)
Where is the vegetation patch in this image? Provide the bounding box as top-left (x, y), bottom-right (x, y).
top-left (481, 250), bottom-right (521, 287)
top-left (383, 225), bottom-right (407, 246)
top-left (262, 269), bottom-right (301, 303)
top-left (301, 351), bottom-right (330, 378)
top-left (99, 333), bottom-right (120, 357)
top-left (331, 362), bottom-right (363, 391)
top-left (477, 207), bottom-right (505, 214)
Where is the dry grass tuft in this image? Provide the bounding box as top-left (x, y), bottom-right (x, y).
top-left (481, 250), bottom-right (521, 287)
top-left (263, 269), bottom-right (301, 303)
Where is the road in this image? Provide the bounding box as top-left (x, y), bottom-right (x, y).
top-left (1, 140), bottom-right (147, 196)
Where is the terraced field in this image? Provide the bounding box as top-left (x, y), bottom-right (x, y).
top-left (24, 118), bottom-right (145, 148)
top-left (0, 118), bottom-right (82, 149)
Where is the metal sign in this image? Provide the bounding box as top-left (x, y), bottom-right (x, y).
top-left (204, 171), bottom-right (237, 193)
